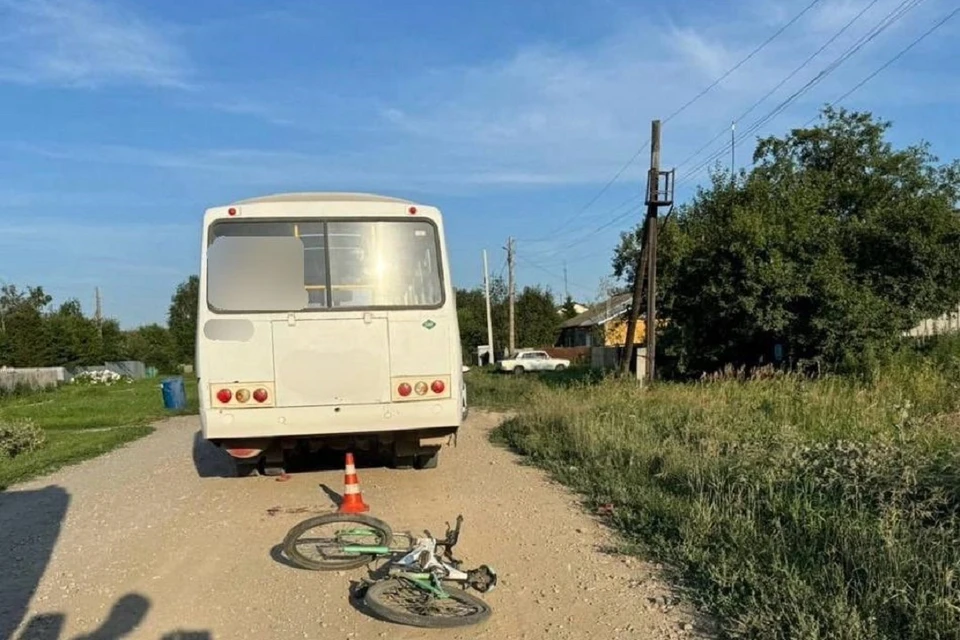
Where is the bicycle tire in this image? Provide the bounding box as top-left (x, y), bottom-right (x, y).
top-left (282, 512), bottom-right (393, 571)
top-left (363, 577), bottom-right (492, 628)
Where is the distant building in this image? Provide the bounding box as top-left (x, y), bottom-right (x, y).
top-left (555, 293), bottom-right (646, 348)
top-left (557, 302), bottom-right (589, 316)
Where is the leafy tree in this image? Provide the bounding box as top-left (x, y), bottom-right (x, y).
top-left (613, 106), bottom-right (960, 375)
top-left (125, 324), bottom-right (178, 373)
top-left (455, 277), bottom-right (560, 360)
top-left (47, 299), bottom-right (102, 367)
top-left (168, 275), bottom-right (199, 366)
top-left (0, 285), bottom-right (54, 367)
top-left (515, 285), bottom-right (559, 348)
top-left (560, 295), bottom-right (579, 320)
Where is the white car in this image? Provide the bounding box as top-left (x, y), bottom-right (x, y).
top-left (498, 350), bottom-right (570, 374)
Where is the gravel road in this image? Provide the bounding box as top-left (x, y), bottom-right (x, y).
top-left (1, 411), bottom-right (712, 640)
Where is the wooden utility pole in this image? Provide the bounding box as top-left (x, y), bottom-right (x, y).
top-left (621, 120), bottom-right (673, 382)
top-left (94, 286), bottom-right (103, 339)
top-left (507, 237), bottom-right (516, 356)
top-left (482, 250), bottom-right (495, 365)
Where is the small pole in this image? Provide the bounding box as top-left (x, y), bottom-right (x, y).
top-left (482, 250), bottom-right (495, 365)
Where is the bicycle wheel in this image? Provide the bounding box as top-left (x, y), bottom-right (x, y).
top-left (363, 577), bottom-right (492, 628)
top-left (282, 513), bottom-right (393, 571)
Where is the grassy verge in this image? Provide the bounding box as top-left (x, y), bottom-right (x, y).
top-left (472, 345), bottom-right (960, 639)
top-left (0, 376), bottom-right (199, 490)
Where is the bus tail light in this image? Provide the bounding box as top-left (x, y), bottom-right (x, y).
top-left (253, 388), bottom-right (269, 403)
top-left (431, 380), bottom-right (445, 394)
top-left (398, 383), bottom-right (412, 397)
top-left (217, 388), bottom-right (232, 403)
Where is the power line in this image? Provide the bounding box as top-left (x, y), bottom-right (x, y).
top-left (525, 193), bottom-right (645, 260)
top-left (516, 254), bottom-right (594, 294)
top-left (810, 4), bottom-right (960, 120)
top-left (675, 0), bottom-right (883, 174)
top-left (517, 0), bottom-right (825, 245)
top-left (679, 0), bottom-right (927, 186)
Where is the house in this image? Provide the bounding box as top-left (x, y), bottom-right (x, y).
top-left (555, 293), bottom-right (646, 348)
top-left (557, 301), bottom-right (589, 316)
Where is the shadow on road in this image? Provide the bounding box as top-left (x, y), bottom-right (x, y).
top-left (0, 485), bottom-right (69, 640)
top-left (15, 591), bottom-right (212, 639)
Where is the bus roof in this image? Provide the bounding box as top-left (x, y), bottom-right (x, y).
top-left (231, 192), bottom-right (417, 206)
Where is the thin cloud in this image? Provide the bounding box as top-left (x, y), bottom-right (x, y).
top-left (0, 0), bottom-right (190, 88)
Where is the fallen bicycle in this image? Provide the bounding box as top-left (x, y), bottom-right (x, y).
top-left (281, 512), bottom-right (497, 628)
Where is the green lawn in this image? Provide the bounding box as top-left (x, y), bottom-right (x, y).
top-left (0, 376), bottom-right (199, 490)
top-left (469, 345), bottom-right (960, 639)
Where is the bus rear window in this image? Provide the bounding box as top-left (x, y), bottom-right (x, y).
top-left (206, 218), bottom-right (444, 311)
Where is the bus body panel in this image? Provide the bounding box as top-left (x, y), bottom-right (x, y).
top-left (195, 193), bottom-right (464, 464)
top-left (271, 317), bottom-right (391, 407)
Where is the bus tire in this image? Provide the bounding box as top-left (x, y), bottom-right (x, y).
top-left (391, 454), bottom-right (415, 469)
top-left (235, 459), bottom-right (260, 477)
top-left (414, 450), bottom-right (440, 470)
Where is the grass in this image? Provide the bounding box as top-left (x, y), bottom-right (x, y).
top-left (471, 340), bottom-right (960, 639)
top-left (0, 376), bottom-right (199, 490)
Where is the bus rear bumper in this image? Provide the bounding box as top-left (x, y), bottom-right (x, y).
top-left (199, 400), bottom-right (461, 442)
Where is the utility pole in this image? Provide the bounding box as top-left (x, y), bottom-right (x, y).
top-left (506, 237), bottom-right (516, 356)
top-left (94, 286), bottom-right (103, 339)
top-left (563, 262), bottom-right (569, 300)
top-left (731, 121), bottom-right (737, 177)
top-left (621, 120), bottom-right (673, 382)
top-left (482, 250), bottom-right (495, 366)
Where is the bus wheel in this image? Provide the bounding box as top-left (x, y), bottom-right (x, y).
top-left (390, 454), bottom-right (415, 469)
top-left (414, 450), bottom-right (440, 470)
top-left (235, 459), bottom-right (260, 477)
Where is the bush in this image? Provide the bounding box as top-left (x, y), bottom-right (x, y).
top-left (0, 419), bottom-right (46, 458)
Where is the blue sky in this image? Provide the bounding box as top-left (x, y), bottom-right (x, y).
top-left (0, 0), bottom-right (957, 328)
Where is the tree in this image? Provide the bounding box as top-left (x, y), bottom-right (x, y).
top-left (168, 275), bottom-right (199, 366)
top-left (47, 299), bottom-right (102, 368)
top-left (455, 277), bottom-right (560, 359)
top-left (0, 285), bottom-right (54, 367)
top-left (125, 324), bottom-right (178, 373)
top-left (515, 285), bottom-right (559, 348)
top-left (613, 106), bottom-right (960, 375)
top-left (560, 295), bottom-right (579, 320)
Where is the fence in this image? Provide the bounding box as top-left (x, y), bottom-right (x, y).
top-left (0, 367), bottom-right (69, 393)
top-left (905, 304), bottom-right (960, 338)
top-left (74, 360), bottom-right (148, 380)
top-left (541, 346), bottom-right (591, 364)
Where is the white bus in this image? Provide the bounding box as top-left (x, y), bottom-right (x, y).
top-left (196, 192), bottom-right (466, 476)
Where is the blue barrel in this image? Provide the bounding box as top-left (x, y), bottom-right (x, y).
top-left (161, 376), bottom-right (187, 410)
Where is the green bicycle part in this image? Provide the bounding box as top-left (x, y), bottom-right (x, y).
top-left (340, 545), bottom-right (391, 555)
top-left (337, 528), bottom-right (383, 538)
top-left (397, 572), bottom-right (451, 599)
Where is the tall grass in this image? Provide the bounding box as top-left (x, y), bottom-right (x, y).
top-left (479, 341), bottom-right (960, 639)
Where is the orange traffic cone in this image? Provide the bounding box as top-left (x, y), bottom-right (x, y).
top-left (337, 452), bottom-right (370, 513)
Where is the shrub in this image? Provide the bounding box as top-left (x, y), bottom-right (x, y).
top-left (0, 418), bottom-right (46, 458)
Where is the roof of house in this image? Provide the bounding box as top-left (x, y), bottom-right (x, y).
top-left (559, 293), bottom-right (635, 329)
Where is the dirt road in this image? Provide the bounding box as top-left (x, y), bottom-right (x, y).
top-left (1, 412), bottom-right (711, 639)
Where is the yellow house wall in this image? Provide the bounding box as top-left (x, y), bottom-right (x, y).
top-left (604, 319), bottom-right (645, 346)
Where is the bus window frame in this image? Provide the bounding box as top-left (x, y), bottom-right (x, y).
top-left (204, 216), bottom-right (447, 315)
